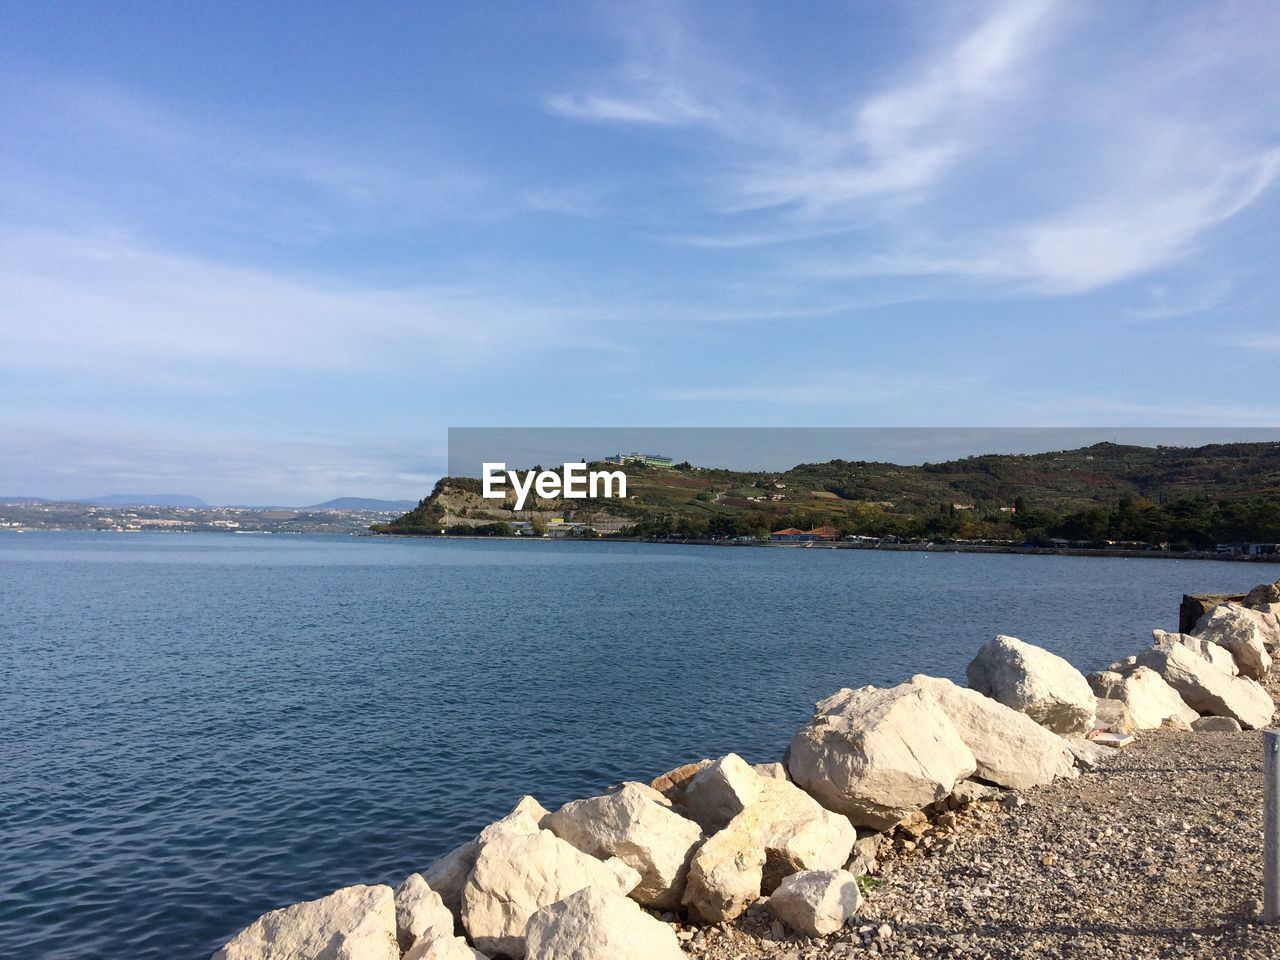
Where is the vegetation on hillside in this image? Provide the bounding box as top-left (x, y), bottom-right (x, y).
top-left (380, 442), bottom-right (1280, 548)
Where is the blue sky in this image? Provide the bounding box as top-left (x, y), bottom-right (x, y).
top-left (1, 1), bottom-right (1277, 503)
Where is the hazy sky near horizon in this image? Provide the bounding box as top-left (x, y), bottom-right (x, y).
top-left (2, 1), bottom-right (1278, 503)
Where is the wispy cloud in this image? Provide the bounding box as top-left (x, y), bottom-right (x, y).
top-left (1017, 148), bottom-right (1280, 293)
top-left (1, 77), bottom-right (494, 242)
top-left (0, 230), bottom-right (561, 380)
top-left (733, 0), bottom-right (1060, 212)
top-left (550, 0), bottom-right (1060, 212)
top-left (550, 1), bottom-right (1279, 299)
top-left (545, 88), bottom-right (712, 126)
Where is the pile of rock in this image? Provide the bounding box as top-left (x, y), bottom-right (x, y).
top-left (211, 579), bottom-right (1280, 960)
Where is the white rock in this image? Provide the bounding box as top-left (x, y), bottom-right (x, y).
top-left (211, 884), bottom-right (398, 960)
top-left (422, 841), bottom-right (478, 919)
top-left (1165, 630), bottom-right (1239, 676)
top-left (787, 682), bottom-right (976, 830)
top-left (681, 762), bottom-right (856, 923)
top-left (680, 816), bottom-right (765, 924)
top-left (683, 753), bottom-right (761, 832)
top-left (1087, 666), bottom-right (1198, 730)
top-left (404, 933), bottom-right (488, 960)
top-left (524, 886), bottom-right (685, 960)
top-left (909, 675), bottom-right (1076, 789)
top-left (460, 828), bottom-right (640, 959)
top-left (766, 869), bottom-right (861, 937)
top-left (394, 874), bottom-right (456, 953)
top-left (477, 796), bottom-right (551, 845)
top-left (1135, 633), bottom-right (1275, 729)
top-left (1195, 603), bottom-right (1276, 678)
top-left (749, 774), bottom-right (857, 891)
top-left (1191, 715), bottom-right (1244, 732)
top-left (545, 782), bottom-right (702, 909)
top-left (966, 635), bottom-right (1097, 734)
top-left (420, 796), bottom-right (549, 920)
top-left (753, 762), bottom-right (790, 781)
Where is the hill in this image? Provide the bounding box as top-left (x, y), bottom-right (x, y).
top-left (82, 494), bottom-right (209, 508)
top-left (379, 442), bottom-right (1280, 549)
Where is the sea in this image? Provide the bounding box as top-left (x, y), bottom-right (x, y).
top-left (2, 532), bottom-right (1277, 959)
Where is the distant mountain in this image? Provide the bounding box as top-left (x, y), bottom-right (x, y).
top-left (82, 494), bottom-right (209, 508)
top-left (305, 497), bottom-right (418, 511)
top-left (0, 496), bottom-right (54, 504)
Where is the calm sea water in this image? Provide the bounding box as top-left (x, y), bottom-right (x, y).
top-left (2, 532), bottom-right (1278, 960)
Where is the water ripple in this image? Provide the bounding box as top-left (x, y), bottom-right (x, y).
top-left (1, 532), bottom-right (1276, 960)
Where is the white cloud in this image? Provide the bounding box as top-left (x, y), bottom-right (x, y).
top-left (736, 0), bottom-right (1059, 211)
top-left (0, 230), bottom-right (560, 379)
top-left (545, 88), bottom-right (712, 126)
top-left (550, 2), bottom-right (1280, 301)
top-left (1019, 149), bottom-right (1280, 293)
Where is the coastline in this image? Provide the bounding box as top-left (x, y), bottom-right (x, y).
top-left (374, 530), bottom-right (1280, 564)
top-left (209, 581), bottom-right (1280, 960)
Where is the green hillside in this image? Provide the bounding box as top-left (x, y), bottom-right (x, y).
top-left (381, 442), bottom-right (1280, 549)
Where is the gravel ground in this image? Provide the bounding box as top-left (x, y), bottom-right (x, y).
top-left (674, 689), bottom-right (1280, 959)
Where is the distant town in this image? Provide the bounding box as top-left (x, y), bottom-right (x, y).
top-left (0, 499), bottom-right (409, 534)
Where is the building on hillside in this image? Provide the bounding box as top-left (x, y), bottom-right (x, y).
top-left (770, 526), bottom-right (841, 542)
top-left (770, 527), bottom-right (814, 542)
top-left (608, 452), bottom-right (675, 468)
top-left (805, 525), bottom-right (842, 540)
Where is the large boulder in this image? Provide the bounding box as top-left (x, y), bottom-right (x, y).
top-left (211, 884), bottom-right (398, 960)
top-left (460, 828), bottom-right (640, 959)
top-left (681, 760), bottom-right (856, 923)
top-left (787, 682), bottom-right (976, 830)
top-left (966, 635), bottom-right (1097, 734)
top-left (766, 869), bottom-right (861, 937)
top-left (1135, 634), bottom-right (1275, 730)
top-left (523, 887), bottom-right (685, 960)
top-left (909, 675), bottom-right (1076, 789)
top-left (680, 815), bottom-right (766, 924)
top-left (1245, 581), bottom-right (1280, 610)
top-left (683, 754), bottom-right (761, 832)
top-left (1196, 603), bottom-right (1277, 677)
top-left (1166, 630), bottom-right (1239, 676)
top-left (394, 874), bottom-right (456, 953)
top-left (747, 773), bottom-right (857, 892)
top-left (421, 841), bottom-right (477, 920)
top-left (421, 796), bottom-right (550, 919)
top-left (545, 782), bottom-right (702, 910)
top-left (1087, 666), bottom-right (1198, 730)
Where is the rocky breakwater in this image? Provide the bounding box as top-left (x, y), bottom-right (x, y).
top-left (212, 579), bottom-right (1280, 960)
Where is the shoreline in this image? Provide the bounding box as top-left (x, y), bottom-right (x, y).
top-left (10, 526), bottom-right (1280, 566)
top-left (209, 581), bottom-right (1280, 960)
top-left (375, 530), bottom-right (1280, 564)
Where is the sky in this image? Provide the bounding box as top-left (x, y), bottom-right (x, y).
top-left (1, 1), bottom-right (1278, 504)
